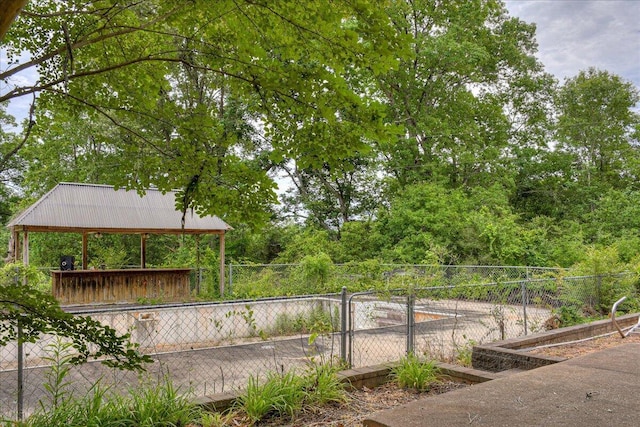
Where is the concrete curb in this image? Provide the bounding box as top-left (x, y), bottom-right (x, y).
top-left (472, 312), bottom-right (639, 372)
top-left (193, 361), bottom-right (498, 413)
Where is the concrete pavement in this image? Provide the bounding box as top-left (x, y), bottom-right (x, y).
top-left (364, 343), bottom-right (640, 426)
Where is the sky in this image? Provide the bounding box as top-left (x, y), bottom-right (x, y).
top-left (504, 0), bottom-right (640, 89)
top-left (2, 0), bottom-right (640, 124)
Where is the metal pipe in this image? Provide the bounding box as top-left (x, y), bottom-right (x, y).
top-left (521, 280), bottom-right (528, 335)
top-left (611, 296), bottom-right (627, 338)
top-left (407, 293), bottom-right (415, 355)
top-left (340, 286), bottom-right (347, 364)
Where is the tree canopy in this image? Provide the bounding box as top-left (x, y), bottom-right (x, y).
top-left (1, 0), bottom-right (640, 270)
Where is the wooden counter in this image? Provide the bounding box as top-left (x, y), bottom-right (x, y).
top-left (51, 268), bottom-right (191, 304)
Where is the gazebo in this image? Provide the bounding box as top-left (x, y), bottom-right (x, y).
top-left (6, 182), bottom-right (232, 304)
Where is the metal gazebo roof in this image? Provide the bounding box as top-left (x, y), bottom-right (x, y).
top-left (7, 182), bottom-right (232, 234)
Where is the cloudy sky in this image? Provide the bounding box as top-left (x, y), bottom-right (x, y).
top-left (504, 0), bottom-right (640, 89)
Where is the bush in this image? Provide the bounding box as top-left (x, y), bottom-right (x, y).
top-left (19, 339), bottom-right (203, 427)
top-left (235, 364), bottom-right (347, 424)
top-left (391, 354), bottom-right (440, 391)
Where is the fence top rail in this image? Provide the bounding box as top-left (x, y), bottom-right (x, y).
top-left (65, 292), bottom-right (342, 315)
top-left (229, 263), bottom-right (569, 270)
top-left (345, 273), bottom-right (633, 303)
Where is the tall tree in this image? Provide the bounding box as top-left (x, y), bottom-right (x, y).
top-left (1, 0), bottom-right (402, 225)
top-left (555, 68), bottom-right (640, 202)
top-left (279, 154), bottom-right (383, 232)
top-left (373, 0), bottom-right (548, 192)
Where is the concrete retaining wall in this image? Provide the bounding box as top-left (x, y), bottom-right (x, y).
top-left (472, 313), bottom-right (640, 372)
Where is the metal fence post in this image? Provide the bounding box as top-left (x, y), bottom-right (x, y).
top-left (340, 286), bottom-right (347, 364)
top-left (407, 292), bottom-right (415, 355)
top-left (348, 293), bottom-right (354, 368)
top-left (521, 280), bottom-right (528, 335)
top-left (17, 318), bottom-right (23, 421)
top-left (228, 263), bottom-right (233, 296)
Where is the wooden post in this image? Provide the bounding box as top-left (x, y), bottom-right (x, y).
top-left (140, 234), bottom-right (147, 268)
top-left (82, 232), bottom-right (88, 270)
top-left (10, 230), bottom-right (19, 262)
top-left (219, 232), bottom-right (225, 297)
top-left (21, 230), bottom-right (28, 265)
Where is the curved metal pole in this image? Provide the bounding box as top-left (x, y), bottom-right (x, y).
top-left (611, 296), bottom-right (628, 338)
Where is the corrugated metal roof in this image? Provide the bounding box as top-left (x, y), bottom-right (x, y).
top-left (7, 183), bottom-right (231, 233)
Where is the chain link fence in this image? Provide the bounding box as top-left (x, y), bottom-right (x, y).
top-left (224, 263), bottom-right (564, 298)
top-left (2, 269), bottom-right (638, 421)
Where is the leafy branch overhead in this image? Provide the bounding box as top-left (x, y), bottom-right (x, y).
top-left (0, 264), bottom-right (151, 370)
top-left (1, 0), bottom-right (404, 227)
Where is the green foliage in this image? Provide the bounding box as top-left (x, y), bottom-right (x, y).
top-left (237, 372), bottom-right (306, 423)
top-left (5, 0), bottom-right (403, 229)
top-left (229, 266), bottom-right (282, 299)
top-left (391, 353), bottom-right (440, 392)
top-left (225, 304), bottom-right (266, 339)
top-left (301, 363), bottom-right (348, 407)
top-left (454, 339), bottom-right (476, 368)
top-left (0, 263), bottom-right (151, 370)
top-left (14, 338), bottom-right (202, 426)
top-left (236, 364), bottom-right (347, 424)
top-left (5, 0), bottom-right (640, 275)
top-left (40, 338), bottom-right (76, 410)
top-left (126, 381), bottom-right (201, 427)
top-left (270, 306), bottom-right (338, 336)
top-left (297, 253), bottom-right (335, 293)
top-left (274, 228), bottom-right (341, 264)
top-left (21, 380), bottom-right (204, 427)
top-left (552, 306), bottom-right (586, 328)
top-left (565, 246), bottom-right (638, 315)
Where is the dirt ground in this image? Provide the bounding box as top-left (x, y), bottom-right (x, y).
top-left (251, 380), bottom-right (468, 427)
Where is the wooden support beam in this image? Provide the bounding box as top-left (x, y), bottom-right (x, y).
top-left (82, 232), bottom-right (88, 270)
top-left (140, 233), bottom-right (147, 268)
top-left (219, 232), bottom-right (225, 297)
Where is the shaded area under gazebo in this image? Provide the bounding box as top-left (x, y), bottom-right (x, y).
top-left (6, 182), bottom-right (232, 304)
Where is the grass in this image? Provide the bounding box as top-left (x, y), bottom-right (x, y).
top-left (7, 338), bottom-right (208, 427)
top-left (13, 381), bottom-right (205, 427)
top-left (391, 353), bottom-right (440, 391)
top-left (234, 364), bottom-right (348, 424)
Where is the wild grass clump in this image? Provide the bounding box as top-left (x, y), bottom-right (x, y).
top-left (235, 363), bottom-right (348, 424)
top-left (391, 353), bottom-right (440, 391)
top-left (13, 338), bottom-right (206, 427)
top-left (18, 381), bottom-right (204, 427)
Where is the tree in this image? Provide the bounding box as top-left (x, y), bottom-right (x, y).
top-left (0, 103), bottom-right (27, 223)
top-left (279, 154), bottom-right (383, 232)
top-left (555, 68), bottom-right (640, 208)
top-left (0, 263), bottom-right (151, 370)
top-left (0, 0), bottom-right (27, 40)
top-left (372, 0), bottom-right (548, 192)
top-left (1, 0), bottom-right (402, 226)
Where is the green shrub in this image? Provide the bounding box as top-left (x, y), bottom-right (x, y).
top-left (391, 353), bottom-right (440, 391)
top-left (235, 364), bottom-right (347, 424)
top-left (18, 340), bottom-right (204, 427)
top-left (454, 339), bottom-right (476, 367)
top-left (302, 363), bottom-right (348, 407)
top-left (296, 253), bottom-right (335, 293)
top-left (237, 372), bottom-right (305, 423)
